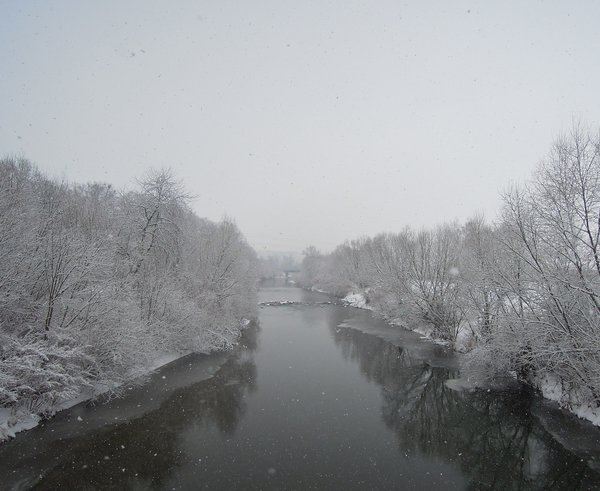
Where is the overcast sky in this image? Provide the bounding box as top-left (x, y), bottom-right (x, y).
top-left (2, 1), bottom-right (600, 253)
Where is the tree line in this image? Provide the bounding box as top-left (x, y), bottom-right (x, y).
top-left (0, 158), bottom-right (258, 418)
top-left (257, 254), bottom-right (301, 280)
top-left (299, 125), bottom-right (600, 412)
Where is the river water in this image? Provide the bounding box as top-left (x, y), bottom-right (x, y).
top-left (2, 281), bottom-right (600, 490)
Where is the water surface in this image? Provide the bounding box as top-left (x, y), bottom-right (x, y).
top-left (2, 281), bottom-right (600, 490)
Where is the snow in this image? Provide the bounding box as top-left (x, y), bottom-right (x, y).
top-left (340, 291), bottom-right (460, 351)
top-left (572, 404), bottom-right (600, 426)
top-left (538, 373), bottom-right (563, 402)
top-left (260, 300), bottom-right (294, 306)
top-left (342, 292), bottom-right (372, 310)
top-left (537, 373), bottom-right (600, 427)
top-left (0, 408), bottom-right (40, 442)
top-left (149, 352), bottom-right (186, 371)
top-left (453, 323), bottom-right (476, 353)
top-left (412, 324), bottom-right (434, 338)
top-left (0, 350), bottom-right (190, 443)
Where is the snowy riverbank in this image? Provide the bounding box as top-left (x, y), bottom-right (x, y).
top-left (339, 289), bottom-right (600, 428)
top-left (341, 291), bottom-right (461, 348)
top-left (0, 317), bottom-right (256, 444)
top-left (0, 350), bottom-right (190, 443)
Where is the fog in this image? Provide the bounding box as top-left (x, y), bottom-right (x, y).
top-left (2, 0), bottom-right (600, 252)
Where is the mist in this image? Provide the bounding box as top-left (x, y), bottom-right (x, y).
top-left (3, 1), bottom-right (600, 252)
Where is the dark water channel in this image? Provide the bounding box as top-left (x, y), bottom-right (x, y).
top-left (2, 282), bottom-right (600, 490)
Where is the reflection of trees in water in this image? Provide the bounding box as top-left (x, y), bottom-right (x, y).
top-left (329, 321), bottom-right (600, 490)
top-left (31, 325), bottom-right (260, 491)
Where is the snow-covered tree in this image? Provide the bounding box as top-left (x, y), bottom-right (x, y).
top-left (0, 158), bottom-right (258, 426)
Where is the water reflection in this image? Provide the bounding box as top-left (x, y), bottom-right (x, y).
top-left (4, 293), bottom-right (600, 491)
top-left (329, 320), bottom-right (600, 490)
top-left (5, 325), bottom-right (260, 491)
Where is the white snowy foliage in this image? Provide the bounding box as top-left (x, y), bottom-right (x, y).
top-left (0, 159), bottom-right (258, 439)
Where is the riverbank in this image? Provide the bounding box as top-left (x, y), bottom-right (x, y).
top-left (334, 288), bottom-right (600, 428)
top-left (0, 350), bottom-right (188, 443)
top-left (0, 319), bottom-right (254, 444)
top-left (341, 291), bottom-right (462, 348)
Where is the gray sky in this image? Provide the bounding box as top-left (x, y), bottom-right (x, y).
top-left (2, 1), bottom-right (600, 253)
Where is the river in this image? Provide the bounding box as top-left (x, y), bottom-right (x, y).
top-left (2, 281), bottom-right (600, 490)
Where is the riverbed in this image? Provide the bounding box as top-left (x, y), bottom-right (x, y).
top-left (1, 281), bottom-right (600, 490)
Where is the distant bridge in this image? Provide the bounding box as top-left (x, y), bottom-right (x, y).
top-left (283, 269), bottom-right (300, 279)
